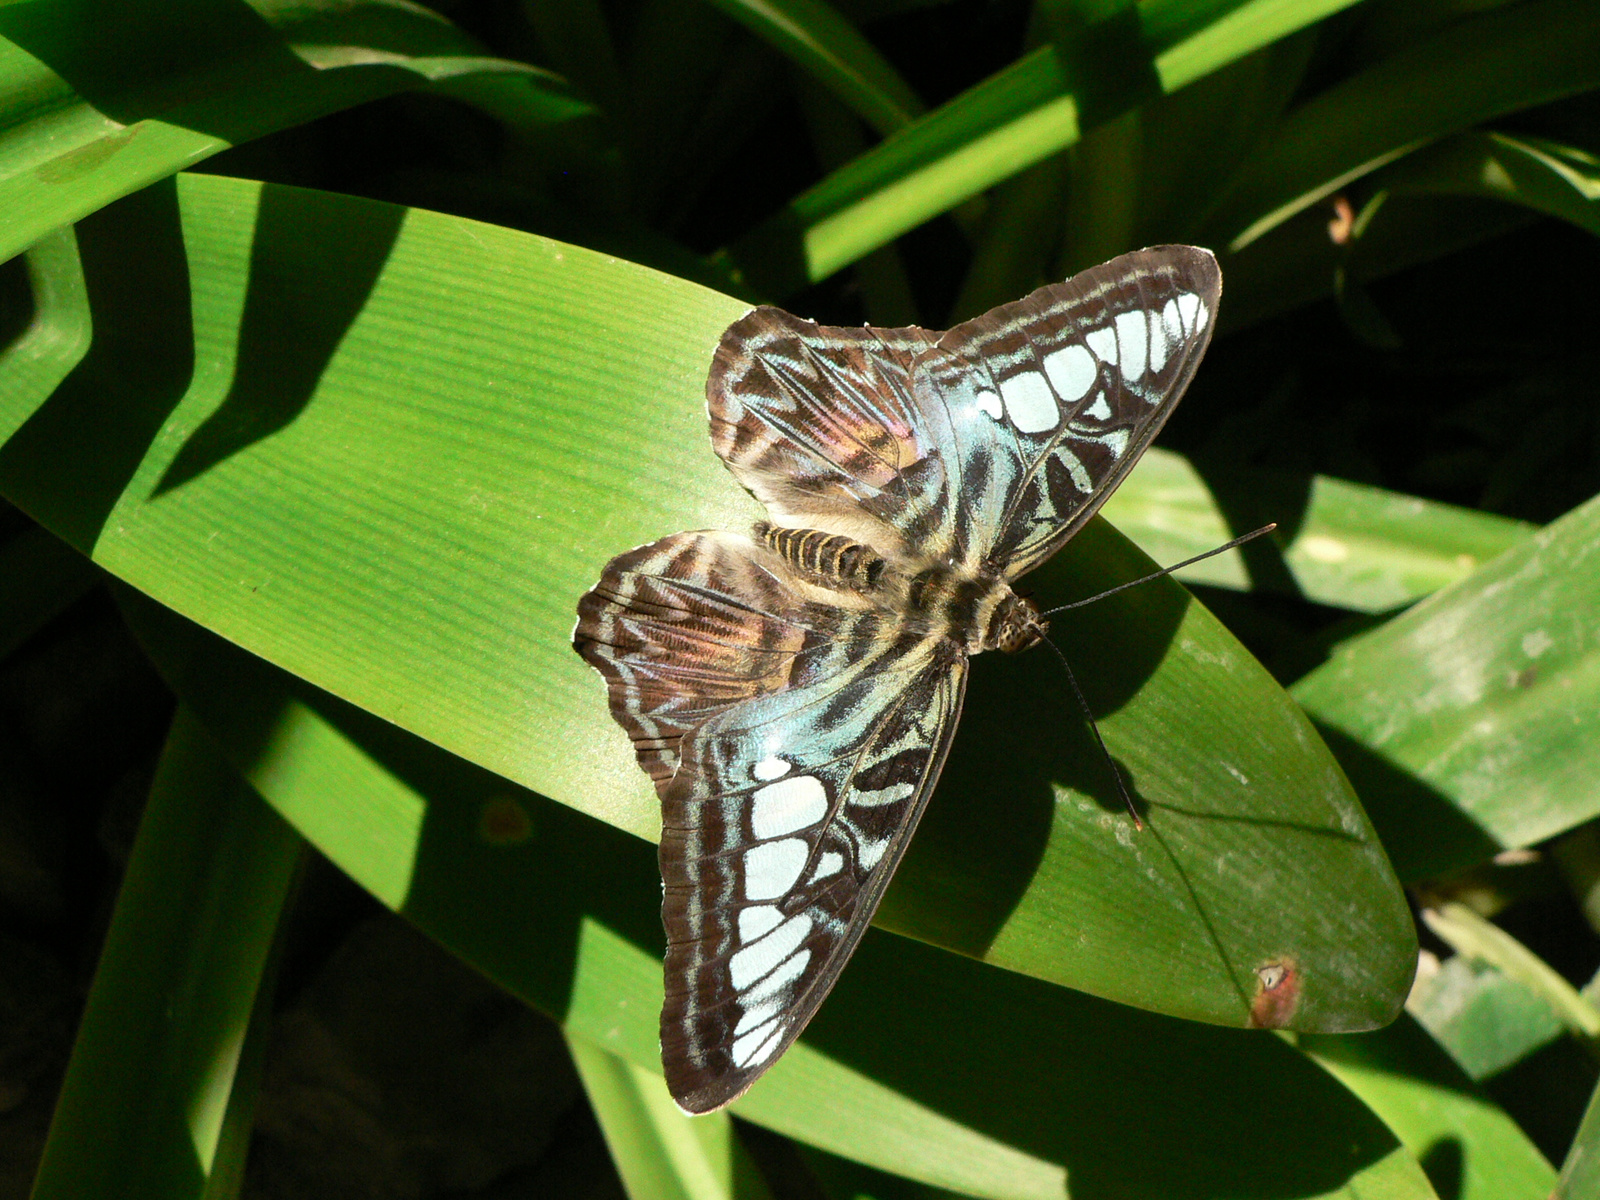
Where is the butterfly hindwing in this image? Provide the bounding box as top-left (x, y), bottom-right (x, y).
top-left (578, 529), bottom-right (968, 1113)
top-left (574, 531), bottom-right (831, 790)
top-left (661, 632), bottom-right (966, 1113)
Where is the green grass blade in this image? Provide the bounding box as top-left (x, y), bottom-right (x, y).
top-left (702, 0), bottom-right (923, 135)
top-left (1558, 1076), bottom-right (1600, 1200)
top-left (1407, 953), bottom-right (1564, 1082)
top-left (0, 524), bottom-right (98, 660)
top-left (1201, 0), bottom-right (1600, 252)
top-left (568, 1031), bottom-right (775, 1200)
top-left (0, 228), bottom-right (91, 446)
top-left (30, 707), bottom-right (301, 1200)
top-left (0, 173), bottom-right (1414, 1032)
top-left (1294, 491), bottom-right (1600, 882)
top-left (0, 0), bottom-right (572, 263)
top-left (1101, 450), bottom-right (1534, 613)
top-left (1422, 902), bottom-right (1600, 1054)
top-left (1300, 1017), bottom-right (1557, 1200)
top-left (122, 594), bottom-right (1434, 1200)
top-left (726, 0), bottom-right (1369, 292)
top-left (1378, 130), bottom-right (1600, 238)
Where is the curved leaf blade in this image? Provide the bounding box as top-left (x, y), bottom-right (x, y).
top-left (703, 0), bottom-right (923, 135)
top-left (31, 707), bottom-right (300, 1200)
top-left (1202, 0), bottom-right (1600, 252)
top-left (0, 0), bottom-right (576, 262)
top-left (0, 173), bottom-right (1413, 1031)
top-left (1295, 491), bottom-right (1600, 882)
top-left (123, 592), bottom-right (1434, 1200)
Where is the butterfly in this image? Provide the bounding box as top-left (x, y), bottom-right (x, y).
top-left (574, 245), bottom-right (1221, 1114)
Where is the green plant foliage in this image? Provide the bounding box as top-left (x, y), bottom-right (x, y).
top-left (568, 1031), bottom-right (776, 1200)
top-left (28, 709), bottom-right (300, 1200)
top-left (1301, 1017), bottom-right (1556, 1200)
top-left (118, 590), bottom-right (1431, 1199)
top-left (1295, 494), bottom-right (1600, 883)
top-left (2, 0), bottom-right (1598, 1195)
top-left (0, 172), bottom-right (1416, 1034)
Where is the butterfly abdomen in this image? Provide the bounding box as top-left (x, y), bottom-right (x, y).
top-left (755, 521), bottom-right (886, 592)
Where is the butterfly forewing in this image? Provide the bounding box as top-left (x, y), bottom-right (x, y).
top-left (575, 245), bottom-right (1222, 1113)
top-left (918, 246), bottom-right (1221, 577)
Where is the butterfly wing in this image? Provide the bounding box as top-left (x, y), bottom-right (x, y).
top-left (576, 531), bottom-right (966, 1113)
top-left (918, 245), bottom-right (1222, 577)
top-left (707, 312), bottom-right (948, 559)
top-left (708, 246), bottom-right (1220, 576)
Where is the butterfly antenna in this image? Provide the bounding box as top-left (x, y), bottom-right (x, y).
top-left (1041, 524), bottom-right (1277, 617)
top-left (1039, 634), bottom-right (1143, 831)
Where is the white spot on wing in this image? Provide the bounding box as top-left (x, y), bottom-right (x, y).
top-left (1086, 325), bottom-right (1118, 363)
top-left (743, 839), bottom-right (809, 900)
top-left (730, 914), bottom-right (813, 989)
top-left (1114, 311), bottom-right (1147, 382)
top-left (751, 775), bottom-right (828, 838)
top-left (736, 1024), bottom-right (786, 1069)
top-left (1176, 292), bottom-right (1201, 333)
top-left (1148, 309), bottom-right (1169, 374)
top-left (1043, 344), bottom-right (1097, 403)
top-left (743, 948), bottom-right (810, 1005)
top-left (1161, 297), bottom-right (1183, 344)
top-left (850, 781), bottom-right (913, 808)
top-left (753, 756), bottom-right (791, 782)
top-left (975, 389), bottom-right (1003, 420)
top-left (738, 904), bottom-right (783, 943)
top-left (999, 372), bottom-right (1059, 433)
top-left (808, 851), bottom-right (845, 882)
top-left (1057, 447), bottom-right (1092, 494)
top-left (858, 835), bottom-right (891, 872)
top-left (1522, 630), bottom-right (1553, 658)
top-left (732, 1017), bottom-right (783, 1066)
top-left (734, 999), bottom-right (781, 1036)
top-left (1085, 391), bottom-right (1111, 421)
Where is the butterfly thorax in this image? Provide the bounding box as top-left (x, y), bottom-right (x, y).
top-left (905, 567), bottom-right (1047, 655)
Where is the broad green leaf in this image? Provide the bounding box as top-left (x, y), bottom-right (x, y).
top-left (1377, 130), bottom-right (1600, 239)
top-left (1421, 903), bottom-right (1600, 1054)
top-left (1200, 0), bottom-right (1600, 252)
top-left (568, 1031), bottom-right (775, 1200)
top-left (701, 0), bottom-right (923, 136)
top-left (1559, 1077), bottom-right (1600, 1200)
top-left (0, 0), bottom-right (579, 263)
top-left (1099, 451), bottom-right (1533, 613)
top-left (1407, 953), bottom-right (1564, 1082)
top-left (1301, 1017), bottom-right (1557, 1200)
top-left (726, 0), bottom-right (1368, 292)
top-left (0, 523), bottom-right (98, 659)
top-left (123, 591), bottom-right (1434, 1200)
top-left (1294, 491), bottom-right (1600, 882)
top-left (31, 707), bottom-right (301, 1200)
top-left (0, 173), bottom-right (1414, 1032)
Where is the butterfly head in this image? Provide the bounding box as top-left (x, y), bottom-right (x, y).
top-left (986, 591), bottom-right (1048, 655)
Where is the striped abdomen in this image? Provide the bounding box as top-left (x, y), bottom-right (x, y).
top-left (756, 522), bottom-right (886, 592)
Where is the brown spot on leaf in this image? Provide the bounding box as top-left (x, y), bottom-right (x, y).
top-left (478, 795), bottom-right (534, 845)
top-left (1248, 957), bottom-right (1301, 1029)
